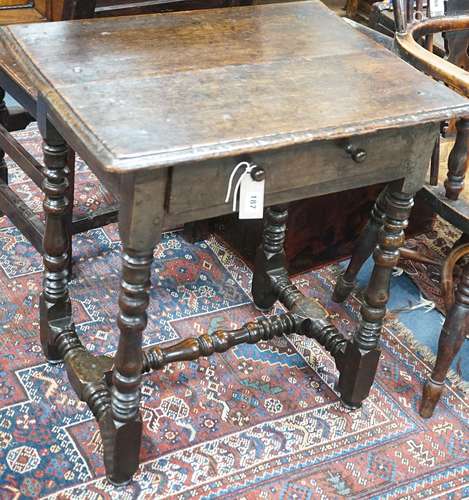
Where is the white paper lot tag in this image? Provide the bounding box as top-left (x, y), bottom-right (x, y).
top-left (429, 0), bottom-right (445, 17)
top-left (238, 174), bottom-right (265, 219)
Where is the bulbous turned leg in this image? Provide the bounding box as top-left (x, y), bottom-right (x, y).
top-left (0, 147), bottom-right (6, 220)
top-left (39, 123), bottom-right (73, 363)
top-left (337, 188), bottom-right (414, 408)
top-left (444, 117), bottom-right (469, 201)
top-left (108, 248), bottom-right (153, 486)
top-left (252, 205), bottom-right (288, 311)
top-left (333, 187), bottom-right (387, 303)
top-left (105, 171), bottom-right (165, 486)
top-left (420, 261), bottom-right (469, 418)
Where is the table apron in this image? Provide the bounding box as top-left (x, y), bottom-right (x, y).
top-left (165, 123), bottom-right (438, 226)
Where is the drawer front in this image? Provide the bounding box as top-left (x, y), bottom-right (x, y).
top-left (167, 125), bottom-right (434, 222)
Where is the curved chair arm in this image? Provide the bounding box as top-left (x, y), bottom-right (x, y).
top-left (391, 0), bottom-right (469, 97)
top-left (441, 243), bottom-right (469, 312)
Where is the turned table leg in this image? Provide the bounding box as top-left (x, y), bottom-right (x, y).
top-left (444, 117), bottom-right (469, 201)
top-left (109, 247), bottom-right (154, 485)
top-left (252, 204), bottom-right (289, 311)
top-left (420, 262), bottom-right (469, 418)
top-left (333, 187), bottom-right (387, 303)
top-left (337, 187), bottom-right (414, 408)
top-left (107, 171), bottom-right (166, 485)
top-left (39, 120), bottom-right (73, 363)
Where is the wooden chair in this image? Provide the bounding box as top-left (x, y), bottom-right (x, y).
top-left (420, 245), bottom-right (469, 417)
top-left (333, 0), bottom-right (469, 417)
top-left (0, 0), bottom-right (254, 263)
top-left (349, 1), bottom-right (468, 60)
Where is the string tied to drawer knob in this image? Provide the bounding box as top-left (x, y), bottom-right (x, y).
top-left (225, 161), bottom-right (265, 219)
top-left (345, 144), bottom-right (367, 163)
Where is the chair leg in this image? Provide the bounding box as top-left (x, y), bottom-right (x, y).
top-left (419, 261), bottom-right (469, 418)
top-left (444, 117), bottom-right (469, 201)
top-left (337, 187), bottom-right (414, 408)
top-left (332, 187), bottom-right (387, 303)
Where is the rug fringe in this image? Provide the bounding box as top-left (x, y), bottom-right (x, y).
top-left (388, 292), bottom-right (437, 315)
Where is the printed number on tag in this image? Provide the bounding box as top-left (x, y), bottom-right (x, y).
top-left (239, 175), bottom-right (265, 219)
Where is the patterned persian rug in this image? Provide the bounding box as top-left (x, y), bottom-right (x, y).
top-left (0, 126), bottom-right (467, 498)
top-left (401, 216), bottom-right (463, 315)
top-left (399, 135), bottom-right (467, 315)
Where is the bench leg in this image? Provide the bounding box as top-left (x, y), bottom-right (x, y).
top-left (337, 187), bottom-right (414, 408)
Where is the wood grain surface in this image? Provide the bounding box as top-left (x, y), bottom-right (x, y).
top-left (1, 0), bottom-right (468, 173)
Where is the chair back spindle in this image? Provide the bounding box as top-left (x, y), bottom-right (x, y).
top-left (391, 0), bottom-right (469, 201)
top-left (392, 0), bottom-right (407, 33)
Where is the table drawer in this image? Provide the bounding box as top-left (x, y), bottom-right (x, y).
top-left (167, 125), bottom-right (434, 221)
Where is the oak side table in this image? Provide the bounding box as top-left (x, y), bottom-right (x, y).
top-left (1, 0), bottom-right (468, 485)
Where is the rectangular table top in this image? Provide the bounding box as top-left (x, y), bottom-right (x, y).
top-left (1, 0), bottom-right (468, 174)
